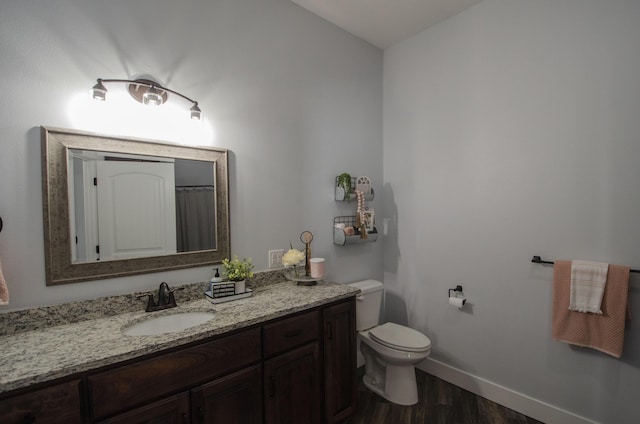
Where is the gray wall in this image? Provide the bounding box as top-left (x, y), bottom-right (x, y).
top-left (0, 0), bottom-right (383, 310)
top-left (383, 0), bottom-right (640, 422)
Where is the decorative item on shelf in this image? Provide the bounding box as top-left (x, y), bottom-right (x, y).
top-left (362, 208), bottom-right (375, 232)
top-left (355, 176), bottom-right (371, 194)
top-left (355, 190), bottom-right (367, 240)
top-left (221, 255), bottom-right (254, 295)
top-left (337, 172), bottom-right (352, 200)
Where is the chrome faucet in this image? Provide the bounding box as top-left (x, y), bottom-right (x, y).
top-left (137, 282), bottom-right (184, 312)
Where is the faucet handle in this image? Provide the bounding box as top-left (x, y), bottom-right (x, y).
top-left (167, 286), bottom-right (184, 307)
top-left (136, 293), bottom-right (157, 312)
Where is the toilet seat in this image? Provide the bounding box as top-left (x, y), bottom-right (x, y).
top-left (369, 322), bottom-right (431, 353)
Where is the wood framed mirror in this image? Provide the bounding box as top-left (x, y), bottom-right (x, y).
top-left (41, 127), bottom-right (230, 285)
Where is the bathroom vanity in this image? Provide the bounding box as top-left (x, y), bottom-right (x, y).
top-left (0, 278), bottom-right (358, 424)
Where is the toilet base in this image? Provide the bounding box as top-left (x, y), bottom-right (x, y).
top-left (361, 341), bottom-right (419, 406)
top-left (363, 364), bottom-right (418, 406)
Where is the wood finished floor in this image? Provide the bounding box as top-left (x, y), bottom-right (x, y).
top-left (345, 370), bottom-right (544, 424)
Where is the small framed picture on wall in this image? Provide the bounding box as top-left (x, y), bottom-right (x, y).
top-left (362, 208), bottom-right (375, 232)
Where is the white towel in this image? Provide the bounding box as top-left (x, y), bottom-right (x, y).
top-left (569, 260), bottom-right (608, 314)
top-left (0, 258), bottom-right (8, 305)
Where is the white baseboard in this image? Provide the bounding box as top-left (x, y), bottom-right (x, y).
top-left (417, 358), bottom-right (598, 424)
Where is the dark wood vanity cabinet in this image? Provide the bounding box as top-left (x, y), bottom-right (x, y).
top-left (90, 328), bottom-right (262, 423)
top-left (0, 379), bottom-right (82, 424)
top-left (99, 365), bottom-right (263, 424)
top-left (0, 297), bottom-right (356, 424)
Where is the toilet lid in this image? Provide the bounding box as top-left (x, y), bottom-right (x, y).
top-left (369, 322), bottom-right (431, 352)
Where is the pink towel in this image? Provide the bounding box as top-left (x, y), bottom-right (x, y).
top-left (0, 258), bottom-right (8, 305)
top-left (552, 260), bottom-right (630, 358)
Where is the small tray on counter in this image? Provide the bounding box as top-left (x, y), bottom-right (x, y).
top-left (282, 270), bottom-right (319, 286)
top-left (205, 288), bottom-right (253, 304)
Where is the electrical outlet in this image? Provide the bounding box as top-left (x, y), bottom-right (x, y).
top-left (268, 249), bottom-right (284, 269)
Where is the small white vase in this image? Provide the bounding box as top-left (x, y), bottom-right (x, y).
top-left (234, 280), bottom-right (246, 295)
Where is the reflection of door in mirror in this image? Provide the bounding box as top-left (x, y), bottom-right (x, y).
top-left (97, 161), bottom-right (177, 261)
top-left (69, 150), bottom-right (216, 263)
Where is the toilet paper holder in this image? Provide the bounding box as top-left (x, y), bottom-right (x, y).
top-left (448, 285), bottom-right (466, 305)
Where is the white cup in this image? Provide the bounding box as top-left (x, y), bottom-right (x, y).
top-left (310, 258), bottom-right (325, 279)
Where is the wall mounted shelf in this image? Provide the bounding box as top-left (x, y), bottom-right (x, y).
top-left (333, 216), bottom-right (378, 246)
top-left (333, 174), bottom-right (377, 246)
top-left (334, 176), bottom-right (374, 201)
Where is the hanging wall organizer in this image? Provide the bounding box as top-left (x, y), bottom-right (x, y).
top-left (333, 175), bottom-right (377, 245)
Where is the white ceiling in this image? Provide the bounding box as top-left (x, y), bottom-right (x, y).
top-left (290, 0), bottom-right (482, 49)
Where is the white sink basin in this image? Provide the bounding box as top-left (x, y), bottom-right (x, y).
top-left (122, 311), bottom-right (216, 336)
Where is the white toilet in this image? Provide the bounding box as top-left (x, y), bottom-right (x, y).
top-left (348, 279), bottom-right (431, 406)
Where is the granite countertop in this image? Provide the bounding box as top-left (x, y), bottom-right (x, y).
top-left (0, 276), bottom-right (359, 394)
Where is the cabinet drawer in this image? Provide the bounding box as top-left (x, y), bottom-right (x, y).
top-left (263, 310), bottom-right (319, 358)
top-left (0, 379), bottom-right (82, 424)
top-left (98, 391), bottom-right (190, 424)
top-left (88, 327), bottom-right (261, 421)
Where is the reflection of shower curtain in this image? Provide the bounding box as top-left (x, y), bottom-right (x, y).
top-left (175, 187), bottom-right (216, 252)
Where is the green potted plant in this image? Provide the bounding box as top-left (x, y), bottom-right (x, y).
top-left (222, 255), bottom-right (254, 294)
top-left (337, 172), bottom-right (352, 200)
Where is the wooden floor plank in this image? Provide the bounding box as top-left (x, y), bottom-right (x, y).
top-left (346, 369), bottom-right (544, 424)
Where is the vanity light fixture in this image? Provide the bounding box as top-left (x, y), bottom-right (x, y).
top-left (91, 78), bottom-right (202, 120)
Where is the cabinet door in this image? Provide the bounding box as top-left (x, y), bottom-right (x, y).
top-left (0, 379), bottom-right (82, 424)
top-left (264, 343), bottom-right (321, 424)
top-left (191, 365), bottom-right (262, 424)
top-left (323, 299), bottom-right (357, 423)
top-left (99, 392), bottom-right (190, 424)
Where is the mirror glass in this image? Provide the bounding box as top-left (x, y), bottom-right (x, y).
top-left (69, 151), bottom-right (217, 262)
top-left (42, 127), bottom-right (230, 285)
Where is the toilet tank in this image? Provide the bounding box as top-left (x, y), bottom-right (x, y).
top-left (348, 280), bottom-right (383, 331)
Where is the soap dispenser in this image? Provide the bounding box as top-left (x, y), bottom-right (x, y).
top-left (211, 268), bottom-right (222, 283)
top-left (210, 268), bottom-right (223, 292)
